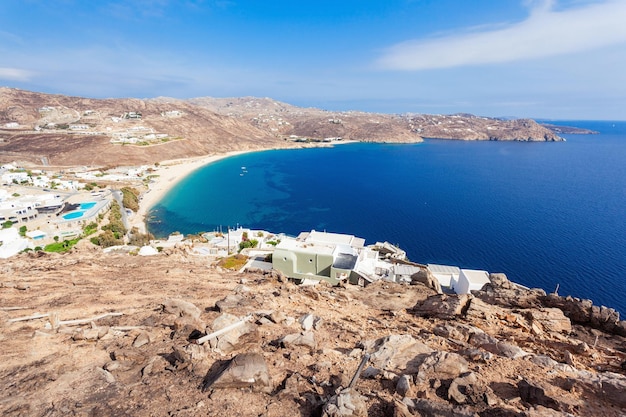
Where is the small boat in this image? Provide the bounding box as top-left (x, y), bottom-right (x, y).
top-left (241, 166), bottom-right (246, 170)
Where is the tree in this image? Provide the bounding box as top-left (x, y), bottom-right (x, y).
top-left (19, 225), bottom-right (27, 236)
top-left (2, 221), bottom-right (13, 229)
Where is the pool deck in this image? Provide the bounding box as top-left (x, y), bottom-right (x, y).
top-left (56, 198), bottom-right (111, 225)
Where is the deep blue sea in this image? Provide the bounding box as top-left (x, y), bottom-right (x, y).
top-left (148, 120), bottom-right (626, 316)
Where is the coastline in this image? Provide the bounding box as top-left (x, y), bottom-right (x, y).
top-left (132, 150), bottom-right (253, 233)
top-left (133, 141), bottom-right (360, 234)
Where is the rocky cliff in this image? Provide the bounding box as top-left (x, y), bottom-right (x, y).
top-left (1, 248), bottom-right (624, 416)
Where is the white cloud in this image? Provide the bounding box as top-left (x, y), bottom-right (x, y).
top-left (0, 67), bottom-right (34, 82)
top-left (378, 0), bottom-right (626, 70)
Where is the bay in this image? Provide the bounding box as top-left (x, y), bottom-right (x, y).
top-left (148, 121), bottom-right (626, 315)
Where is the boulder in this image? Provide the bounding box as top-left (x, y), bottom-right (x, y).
top-left (202, 352), bottom-right (272, 393)
top-left (525, 308), bottom-right (572, 334)
top-left (215, 294), bottom-right (245, 312)
top-left (163, 298), bottom-right (201, 320)
top-left (599, 373), bottom-right (626, 408)
top-left (209, 313), bottom-right (256, 353)
top-left (396, 374), bottom-right (413, 397)
top-left (447, 372), bottom-right (490, 405)
top-left (477, 273), bottom-right (546, 309)
top-left (402, 398), bottom-right (476, 417)
top-left (433, 324), bottom-right (472, 343)
top-left (280, 331), bottom-right (316, 349)
top-left (132, 331), bottom-right (151, 348)
top-left (575, 371), bottom-right (626, 408)
top-left (413, 294), bottom-right (471, 320)
top-left (410, 268), bottom-right (442, 294)
top-left (486, 341), bottom-right (529, 359)
top-left (415, 351), bottom-right (469, 382)
top-left (299, 313), bottom-right (322, 331)
top-left (366, 334), bottom-right (433, 374)
top-left (464, 297), bottom-right (502, 321)
top-left (517, 380), bottom-right (561, 411)
top-left (322, 388), bottom-right (367, 417)
top-left (469, 333), bottom-right (529, 359)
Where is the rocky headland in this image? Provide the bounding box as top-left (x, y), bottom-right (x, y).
top-left (1, 247), bottom-right (625, 417)
top-left (0, 88), bottom-right (563, 167)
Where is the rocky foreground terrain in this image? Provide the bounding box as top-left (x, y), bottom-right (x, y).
top-left (1, 246), bottom-right (625, 417)
top-left (0, 88), bottom-right (561, 167)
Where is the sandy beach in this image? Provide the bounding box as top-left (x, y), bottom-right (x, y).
top-left (132, 141), bottom-right (357, 234)
top-left (131, 150), bottom-right (252, 233)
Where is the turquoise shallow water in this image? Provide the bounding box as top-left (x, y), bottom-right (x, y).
top-left (148, 121), bottom-right (626, 315)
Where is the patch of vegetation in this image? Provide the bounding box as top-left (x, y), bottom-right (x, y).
top-left (266, 240), bottom-right (280, 246)
top-left (12, 193), bottom-right (20, 197)
top-left (238, 239), bottom-right (258, 252)
top-left (44, 238), bottom-right (80, 253)
top-left (185, 233), bottom-right (207, 243)
top-left (2, 221), bottom-right (13, 229)
top-left (83, 222), bottom-right (98, 236)
top-left (128, 227), bottom-right (154, 247)
top-left (120, 187), bottom-right (140, 212)
top-left (101, 201), bottom-right (127, 236)
top-left (19, 225), bottom-right (27, 237)
top-left (218, 254), bottom-right (248, 270)
top-left (90, 230), bottom-right (123, 248)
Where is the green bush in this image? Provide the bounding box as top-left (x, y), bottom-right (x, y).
top-left (121, 187), bottom-right (140, 212)
top-left (238, 239), bottom-right (258, 252)
top-left (102, 201), bottom-right (127, 235)
top-left (90, 230), bottom-right (123, 248)
top-left (19, 225), bottom-right (27, 237)
top-left (83, 222), bottom-right (98, 236)
top-left (129, 231), bottom-right (154, 247)
top-left (2, 221), bottom-right (13, 229)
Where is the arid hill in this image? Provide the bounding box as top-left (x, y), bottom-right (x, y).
top-left (0, 88), bottom-right (561, 167)
top-left (1, 247), bottom-right (625, 416)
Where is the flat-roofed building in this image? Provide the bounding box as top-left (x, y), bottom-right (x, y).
top-left (273, 230), bottom-right (370, 285)
top-left (454, 269), bottom-right (490, 294)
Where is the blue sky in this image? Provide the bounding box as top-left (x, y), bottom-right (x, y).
top-left (1, 0), bottom-right (625, 119)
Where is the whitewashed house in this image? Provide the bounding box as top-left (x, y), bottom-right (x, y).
top-left (2, 171), bottom-right (30, 184)
top-left (454, 269), bottom-right (490, 294)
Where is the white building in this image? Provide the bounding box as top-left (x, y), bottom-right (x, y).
top-left (0, 228), bottom-right (29, 258)
top-left (454, 269), bottom-right (490, 294)
top-left (2, 171), bottom-right (30, 184)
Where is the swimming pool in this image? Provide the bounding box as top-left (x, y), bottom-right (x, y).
top-left (62, 210), bottom-right (85, 220)
top-left (61, 201), bottom-right (98, 220)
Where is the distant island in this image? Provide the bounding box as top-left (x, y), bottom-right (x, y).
top-left (539, 123), bottom-right (599, 135)
top-left (0, 87), bottom-right (564, 168)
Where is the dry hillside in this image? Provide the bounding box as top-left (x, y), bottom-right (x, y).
top-left (1, 88), bottom-right (561, 167)
top-left (1, 246), bottom-right (625, 417)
